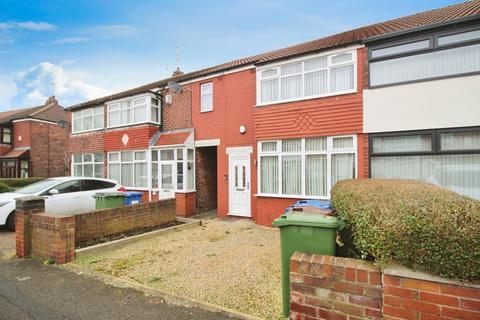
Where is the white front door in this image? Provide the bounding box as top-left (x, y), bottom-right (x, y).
top-left (228, 152), bottom-right (251, 217)
top-left (159, 163), bottom-right (175, 199)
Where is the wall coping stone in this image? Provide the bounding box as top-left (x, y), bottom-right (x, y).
top-left (384, 262), bottom-right (480, 289)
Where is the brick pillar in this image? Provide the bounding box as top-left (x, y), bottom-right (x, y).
top-left (30, 214), bottom-right (76, 264)
top-left (16, 196), bottom-right (45, 258)
top-left (175, 192), bottom-right (196, 217)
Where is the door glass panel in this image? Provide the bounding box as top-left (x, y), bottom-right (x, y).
top-left (242, 165), bottom-right (246, 188)
top-left (161, 164), bottom-right (173, 189)
top-left (235, 166), bottom-right (238, 188)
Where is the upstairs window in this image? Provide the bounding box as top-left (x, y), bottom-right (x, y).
top-left (72, 106), bottom-right (104, 133)
top-left (2, 127), bottom-right (11, 144)
top-left (200, 82), bottom-right (213, 112)
top-left (107, 95), bottom-right (161, 128)
top-left (369, 26), bottom-right (480, 87)
top-left (257, 50), bottom-right (356, 105)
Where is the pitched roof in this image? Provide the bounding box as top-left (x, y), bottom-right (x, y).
top-left (68, 0), bottom-right (480, 110)
top-left (0, 96), bottom-right (64, 124)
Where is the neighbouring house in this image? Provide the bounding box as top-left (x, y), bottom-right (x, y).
top-left (0, 96), bottom-right (69, 178)
top-left (363, 10), bottom-right (480, 201)
top-left (67, 1), bottom-right (480, 225)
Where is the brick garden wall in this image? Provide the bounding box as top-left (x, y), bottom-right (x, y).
top-left (290, 253), bottom-right (382, 320)
top-left (290, 253), bottom-right (480, 320)
top-left (16, 197), bottom-right (176, 264)
top-left (75, 199), bottom-right (175, 244)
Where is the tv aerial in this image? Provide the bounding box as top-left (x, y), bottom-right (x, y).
top-left (167, 81), bottom-right (183, 94)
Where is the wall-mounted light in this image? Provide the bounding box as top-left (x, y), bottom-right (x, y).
top-left (239, 125), bottom-right (246, 134)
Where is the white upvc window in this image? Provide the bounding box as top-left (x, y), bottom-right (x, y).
top-left (200, 82), bottom-right (213, 112)
top-left (151, 147), bottom-right (195, 192)
top-left (258, 135), bottom-right (357, 199)
top-left (72, 153), bottom-right (104, 178)
top-left (107, 94), bottom-right (161, 128)
top-left (108, 150), bottom-right (147, 188)
top-left (257, 50), bottom-right (357, 105)
top-left (72, 106), bottom-right (104, 133)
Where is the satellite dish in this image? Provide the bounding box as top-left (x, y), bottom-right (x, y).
top-left (58, 120), bottom-right (69, 128)
top-left (167, 81), bottom-right (183, 93)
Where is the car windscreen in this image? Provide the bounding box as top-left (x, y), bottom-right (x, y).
top-left (15, 179), bottom-right (61, 194)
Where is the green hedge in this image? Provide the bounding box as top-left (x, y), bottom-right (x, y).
top-left (331, 179), bottom-right (480, 282)
top-left (0, 182), bottom-right (13, 193)
top-left (0, 177), bottom-right (44, 189)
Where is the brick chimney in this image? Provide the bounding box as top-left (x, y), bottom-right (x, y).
top-left (45, 96), bottom-right (58, 106)
top-left (172, 67), bottom-right (184, 77)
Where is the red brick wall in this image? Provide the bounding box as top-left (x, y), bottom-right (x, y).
top-left (12, 121), bottom-right (31, 148)
top-left (191, 69), bottom-right (257, 219)
top-left (195, 147), bottom-right (217, 213)
top-left (75, 199), bottom-right (175, 244)
top-left (162, 87), bottom-right (193, 130)
top-left (383, 271), bottom-right (480, 320)
top-left (175, 192), bottom-right (196, 217)
top-left (104, 124), bottom-right (159, 151)
top-left (30, 214), bottom-right (76, 264)
top-left (290, 254), bottom-right (480, 320)
top-left (69, 131), bottom-right (105, 154)
top-left (30, 121), bottom-right (69, 177)
top-left (290, 253), bottom-right (382, 320)
top-left (16, 197), bottom-right (176, 264)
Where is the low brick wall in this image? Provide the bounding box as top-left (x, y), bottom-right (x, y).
top-left (290, 253), bottom-right (480, 320)
top-left (16, 197), bottom-right (176, 264)
top-left (290, 253), bottom-right (382, 320)
top-left (30, 214), bottom-right (75, 264)
top-left (383, 264), bottom-right (480, 320)
top-left (75, 199), bottom-right (175, 244)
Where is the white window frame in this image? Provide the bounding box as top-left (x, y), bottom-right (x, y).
top-left (256, 49), bottom-right (358, 106)
top-left (200, 82), bottom-right (213, 112)
top-left (72, 106), bottom-right (104, 133)
top-left (151, 147), bottom-right (196, 192)
top-left (257, 135), bottom-right (357, 199)
top-left (107, 150), bottom-right (148, 189)
top-left (71, 153), bottom-right (104, 178)
top-left (106, 93), bottom-right (161, 129)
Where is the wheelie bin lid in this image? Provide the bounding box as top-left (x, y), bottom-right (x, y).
top-left (93, 192), bottom-right (126, 198)
top-left (124, 191), bottom-right (144, 197)
top-left (272, 212), bottom-right (341, 228)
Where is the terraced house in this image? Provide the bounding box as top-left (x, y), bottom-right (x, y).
top-left (67, 1), bottom-right (480, 225)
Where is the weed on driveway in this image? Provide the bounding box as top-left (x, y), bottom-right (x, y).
top-left (74, 218), bottom-right (282, 319)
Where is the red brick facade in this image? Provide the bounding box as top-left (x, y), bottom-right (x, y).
top-left (175, 192), bottom-right (196, 217)
top-left (290, 253), bottom-right (480, 320)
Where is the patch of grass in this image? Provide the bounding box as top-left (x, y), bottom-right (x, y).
top-left (225, 230), bottom-right (231, 235)
top-left (206, 253), bottom-right (217, 257)
top-left (147, 276), bottom-right (162, 284)
top-left (43, 258), bottom-right (55, 265)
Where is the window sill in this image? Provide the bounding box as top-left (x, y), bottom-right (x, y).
top-left (71, 128), bottom-right (104, 135)
top-left (255, 193), bottom-right (329, 200)
top-left (199, 109), bottom-right (213, 113)
top-left (256, 89), bottom-right (357, 107)
top-left (106, 122), bottom-right (160, 130)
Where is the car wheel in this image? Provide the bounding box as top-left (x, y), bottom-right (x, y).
top-left (6, 212), bottom-right (15, 231)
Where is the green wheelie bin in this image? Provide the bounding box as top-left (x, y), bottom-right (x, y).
top-left (272, 212), bottom-right (342, 317)
top-left (93, 192), bottom-right (126, 210)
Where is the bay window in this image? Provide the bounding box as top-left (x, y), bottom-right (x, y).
top-left (107, 94), bottom-right (161, 128)
top-left (257, 50), bottom-right (356, 105)
top-left (72, 153), bottom-right (104, 178)
top-left (369, 26), bottom-right (480, 87)
top-left (72, 106), bottom-right (104, 133)
top-left (370, 128), bottom-right (480, 200)
top-left (108, 151), bottom-right (147, 188)
top-left (258, 135), bottom-right (357, 198)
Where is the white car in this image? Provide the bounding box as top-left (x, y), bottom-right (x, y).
top-left (0, 177), bottom-right (124, 230)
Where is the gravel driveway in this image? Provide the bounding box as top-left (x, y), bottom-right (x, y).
top-left (74, 217), bottom-right (282, 319)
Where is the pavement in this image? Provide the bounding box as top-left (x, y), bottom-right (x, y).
top-left (0, 226), bottom-right (15, 258)
top-left (0, 258), bottom-right (235, 320)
